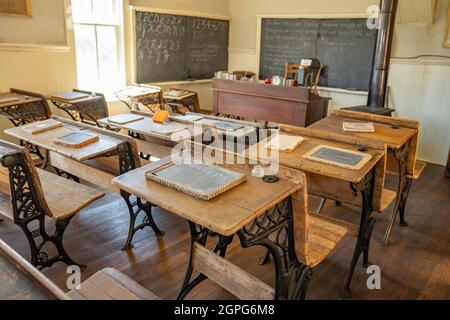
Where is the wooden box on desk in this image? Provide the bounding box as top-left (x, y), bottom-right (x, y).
top-left (212, 79), bottom-right (330, 127)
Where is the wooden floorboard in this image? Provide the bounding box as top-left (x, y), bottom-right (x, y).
top-left (0, 164), bottom-right (449, 300)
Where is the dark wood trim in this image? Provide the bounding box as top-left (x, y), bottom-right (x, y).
top-left (446, 148), bottom-right (450, 178)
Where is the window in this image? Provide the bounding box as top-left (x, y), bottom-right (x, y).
top-left (71, 0), bottom-right (125, 98)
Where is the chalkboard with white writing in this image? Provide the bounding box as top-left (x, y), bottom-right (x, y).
top-left (259, 18), bottom-right (377, 91)
top-left (135, 11), bottom-right (229, 83)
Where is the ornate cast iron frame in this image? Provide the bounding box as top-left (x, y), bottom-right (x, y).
top-left (383, 143), bottom-right (411, 244)
top-left (116, 142), bottom-right (165, 250)
top-left (341, 168), bottom-right (376, 298)
top-left (0, 101), bottom-right (49, 160)
top-left (1, 152), bottom-right (84, 270)
top-left (177, 196), bottom-right (313, 300)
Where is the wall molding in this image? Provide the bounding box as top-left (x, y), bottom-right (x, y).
top-left (0, 43), bottom-right (70, 53)
top-left (391, 58), bottom-right (450, 67)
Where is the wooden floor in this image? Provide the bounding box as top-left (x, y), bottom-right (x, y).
top-left (0, 164), bottom-right (449, 300)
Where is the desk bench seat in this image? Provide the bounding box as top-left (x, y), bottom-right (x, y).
top-left (0, 167), bottom-right (104, 221)
top-left (296, 214), bottom-right (348, 268)
top-left (67, 268), bottom-right (160, 300)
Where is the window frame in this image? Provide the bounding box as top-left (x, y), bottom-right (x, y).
top-left (71, 0), bottom-right (125, 100)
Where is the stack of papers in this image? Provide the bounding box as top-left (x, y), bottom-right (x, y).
top-left (267, 134), bottom-right (305, 153)
top-left (343, 122), bottom-right (375, 133)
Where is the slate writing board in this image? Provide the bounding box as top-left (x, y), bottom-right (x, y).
top-left (303, 145), bottom-right (372, 170)
top-left (135, 11), bottom-right (229, 83)
top-left (259, 18), bottom-right (377, 91)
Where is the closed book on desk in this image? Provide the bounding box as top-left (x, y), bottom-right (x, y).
top-left (343, 122), bottom-right (375, 133)
top-left (267, 134), bottom-right (304, 153)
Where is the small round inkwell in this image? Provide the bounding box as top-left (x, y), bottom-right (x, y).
top-left (252, 165), bottom-right (265, 178)
top-left (358, 145), bottom-right (369, 152)
top-left (263, 176), bottom-right (279, 184)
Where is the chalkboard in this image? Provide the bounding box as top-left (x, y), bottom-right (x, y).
top-left (135, 11), bottom-right (229, 83)
top-left (259, 18), bottom-right (377, 91)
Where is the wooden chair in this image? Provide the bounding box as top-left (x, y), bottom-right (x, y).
top-left (0, 140), bottom-right (104, 270)
top-left (284, 62), bottom-right (323, 91)
top-left (284, 62), bottom-right (301, 80)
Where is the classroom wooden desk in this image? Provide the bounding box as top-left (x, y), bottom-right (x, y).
top-left (163, 89), bottom-right (200, 114)
top-left (47, 91), bottom-right (108, 124)
top-left (5, 116), bottom-right (165, 250)
top-left (112, 146), bottom-right (309, 300)
top-left (0, 239), bottom-right (67, 300)
top-left (137, 110), bottom-right (261, 144)
top-left (0, 89), bottom-right (51, 159)
top-left (309, 109), bottom-right (421, 244)
top-left (115, 85), bottom-right (164, 112)
top-left (245, 126), bottom-right (388, 297)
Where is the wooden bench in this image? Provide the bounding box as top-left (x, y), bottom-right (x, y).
top-left (0, 140), bottom-right (104, 270)
top-left (67, 268), bottom-right (161, 300)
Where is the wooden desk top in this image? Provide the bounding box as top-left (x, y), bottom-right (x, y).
top-left (112, 150), bottom-right (303, 237)
top-left (132, 110), bottom-right (259, 140)
top-left (0, 92), bottom-right (42, 109)
top-left (245, 129), bottom-right (385, 184)
top-left (163, 90), bottom-right (196, 101)
top-left (115, 85), bottom-right (161, 99)
top-left (47, 93), bottom-right (102, 106)
top-left (309, 115), bottom-right (417, 149)
top-left (5, 116), bottom-right (125, 161)
top-left (98, 114), bottom-right (199, 143)
top-left (0, 239), bottom-right (66, 300)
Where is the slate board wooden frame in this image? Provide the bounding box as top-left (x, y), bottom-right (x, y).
top-left (303, 144), bottom-right (373, 171)
top-left (145, 159), bottom-right (247, 201)
top-left (0, 0), bottom-right (31, 17)
top-left (255, 13), bottom-right (373, 93)
top-left (130, 6), bottom-right (231, 85)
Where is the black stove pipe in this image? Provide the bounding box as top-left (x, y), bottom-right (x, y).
top-left (367, 0), bottom-right (398, 108)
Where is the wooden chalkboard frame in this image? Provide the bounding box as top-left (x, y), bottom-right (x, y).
top-left (256, 13), bottom-right (373, 93)
top-left (131, 7), bottom-right (232, 85)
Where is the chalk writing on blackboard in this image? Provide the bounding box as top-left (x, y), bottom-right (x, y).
top-left (135, 11), bottom-right (229, 83)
